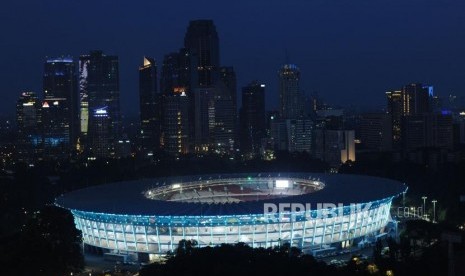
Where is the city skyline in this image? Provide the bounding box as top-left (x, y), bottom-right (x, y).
top-left (2, 0), bottom-right (465, 117)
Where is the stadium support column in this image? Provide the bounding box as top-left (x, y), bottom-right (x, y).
top-left (132, 228), bottom-right (137, 251)
top-left (210, 225), bottom-right (213, 245)
top-left (238, 225), bottom-right (241, 243)
top-left (121, 224), bottom-right (129, 252)
top-left (196, 225), bottom-right (200, 247)
top-left (103, 222), bottom-right (110, 249)
top-left (301, 220), bottom-right (307, 248)
top-left (224, 219), bottom-right (228, 243)
top-left (266, 223), bottom-right (269, 247)
top-left (322, 217), bottom-right (328, 245)
top-left (143, 226), bottom-right (149, 252)
top-left (330, 217), bottom-right (336, 244)
top-left (111, 223), bottom-right (119, 252)
top-left (312, 221), bottom-right (317, 246)
top-left (169, 225), bottom-right (173, 251)
top-left (252, 224), bottom-right (256, 248)
top-left (339, 209), bottom-right (344, 244)
top-left (291, 216), bottom-right (295, 246)
top-left (156, 225), bottom-right (161, 253)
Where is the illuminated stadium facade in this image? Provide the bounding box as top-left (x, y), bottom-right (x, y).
top-left (55, 173), bottom-right (406, 260)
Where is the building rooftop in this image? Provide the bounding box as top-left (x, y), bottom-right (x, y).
top-left (55, 172), bottom-right (406, 217)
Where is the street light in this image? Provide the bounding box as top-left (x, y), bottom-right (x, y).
top-left (421, 196), bottom-right (427, 219)
top-left (432, 199), bottom-right (437, 223)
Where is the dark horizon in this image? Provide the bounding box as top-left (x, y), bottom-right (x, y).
top-left (2, 0), bottom-right (465, 118)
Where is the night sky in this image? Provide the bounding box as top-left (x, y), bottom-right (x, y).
top-left (1, 0), bottom-right (464, 118)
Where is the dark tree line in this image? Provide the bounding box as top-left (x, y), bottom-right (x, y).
top-left (0, 206), bottom-right (83, 275)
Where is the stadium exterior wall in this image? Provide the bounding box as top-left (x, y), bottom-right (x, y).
top-left (70, 198), bottom-right (393, 255)
top-left (56, 173), bottom-right (406, 258)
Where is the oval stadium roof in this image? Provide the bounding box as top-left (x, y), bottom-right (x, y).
top-left (55, 173), bottom-right (407, 216)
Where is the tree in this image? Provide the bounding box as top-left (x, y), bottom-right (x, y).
top-left (1, 206), bottom-right (84, 275)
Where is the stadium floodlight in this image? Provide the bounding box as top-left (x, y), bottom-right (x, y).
top-left (275, 180), bottom-right (289, 189)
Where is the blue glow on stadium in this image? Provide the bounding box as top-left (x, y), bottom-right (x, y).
top-left (55, 173), bottom-right (406, 260)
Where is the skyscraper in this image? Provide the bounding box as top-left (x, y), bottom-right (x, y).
top-left (241, 81), bottom-right (266, 157)
top-left (386, 83), bottom-right (433, 150)
top-left (359, 113), bottom-right (393, 151)
top-left (160, 50), bottom-right (192, 155)
top-left (139, 57), bottom-right (161, 156)
top-left (211, 82), bottom-right (236, 154)
top-left (184, 20), bottom-right (220, 88)
top-left (16, 91), bottom-right (42, 161)
top-left (42, 57), bottom-right (78, 158)
top-left (386, 89), bottom-right (403, 147)
top-left (79, 50), bottom-right (121, 157)
top-left (271, 64), bottom-right (310, 154)
top-left (314, 130), bottom-right (355, 166)
top-left (41, 99), bottom-right (70, 158)
top-left (219, 66), bottom-right (237, 112)
top-left (89, 107), bottom-right (111, 158)
top-left (163, 88), bottom-right (190, 156)
top-left (160, 50), bottom-right (191, 97)
top-left (279, 64), bottom-right (305, 119)
top-left (183, 20), bottom-right (238, 154)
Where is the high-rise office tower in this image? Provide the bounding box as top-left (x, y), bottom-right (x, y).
top-left (89, 107), bottom-right (112, 158)
top-left (314, 130), bottom-right (355, 166)
top-left (386, 90), bottom-right (403, 147)
top-left (240, 81), bottom-right (266, 157)
top-left (219, 67), bottom-right (237, 112)
top-left (183, 20), bottom-right (236, 154)
top-left (163, 88), bottom-right (190, 156)
top-left (279, 64), bottom-right (305, 119)
top-left (42, 57), bottom-right (78, 158)
top-left (16, 91), bottom-right (42, 160)
top-left (359, 113), bottom-right (393, 151)
top-left (41, 99), bottom-right (70, 158)
top-left (219, 66), bottom-right (238, 152)
top-left (402, 83), bottom-right (432, 115)
top-left (211, 83), bottom-right (236, 154)
top-left (79, 50), bottom-right (121, 157)
top-left (402, 113), bottom-right (453, 151)
top-left (184, 20), bottom-right (220, 88)
top-left (386, 83), bottom-right (433, 150)
top-left (184, 20), bottom-right (224, 153)
top-left (286, 119), bottom-right (313, 153)
top-left (139, 57), bottom-right (161, 156)
top-left (160, 50), bottom-right (191, 96)
top-left (272, 64), bottom-right (310, 154)
top-left (160, 50), bottom-right (192, 155)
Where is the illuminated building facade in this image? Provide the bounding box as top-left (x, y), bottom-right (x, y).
top-left (41, 98), bottom-right (70, 158)
top-left (163, 88), bottom-right (190, 156)
top-left (16, 91), bottom-right (42, 160)
top-left (139, 57), bottom-right (161, 156)
top-left (56, 173), bottom-right (405, 261)
top-left (314, 130), bottom-right (356, 166)
top-left (79, 51), bottom-right (121, 156)
top-left (88, 107), bottom-right (111, 158)
top-left (286, 118), bottom-right (313, 153)
top-left (279, 64), bottom-right (305, 119)
top-left (386, 83), bottom-right (433, 150)
top-left (42, 57), bottom-right (78, 158)
top-left (160, 51), bottom-right (192, 155)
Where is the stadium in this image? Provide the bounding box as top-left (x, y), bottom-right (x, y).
top-left (55, 173), bottom-right (406, 261)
